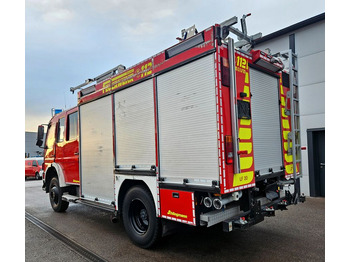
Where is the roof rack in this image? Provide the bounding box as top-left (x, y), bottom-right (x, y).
top-left (220, 14), bottom-right (262, 48)
top-left (70, 64), bottom-right (126, 93)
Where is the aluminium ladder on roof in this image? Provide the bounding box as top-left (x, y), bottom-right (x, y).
top-left (281, 49), bottom-right (302, 181)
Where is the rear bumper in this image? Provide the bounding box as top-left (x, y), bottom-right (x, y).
top-left (200, 190), bottom-right (305, 232)
top-left (222, 191), bottom-right (306, 232)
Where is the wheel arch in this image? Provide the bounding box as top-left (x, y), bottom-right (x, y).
top-left (118, 179), bottom-right (150, 213)
top-left (117, 177), bottom-right (159, 216)
top-left (44, 163), bottom-right (67, 193)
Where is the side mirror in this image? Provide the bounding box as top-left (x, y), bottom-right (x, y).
top-left (36, 125), bottom-right (44, 147)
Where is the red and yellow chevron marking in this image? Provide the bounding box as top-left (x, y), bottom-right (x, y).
top-left (278, 74), bottom-right (299, 178)
top-left (232, 52), bottom-right (255, 190)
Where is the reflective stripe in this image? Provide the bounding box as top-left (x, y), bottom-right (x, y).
top-left (240, 119), bottom-right (251, 126)
top-left (245, 72), bottom-right (250, 83)
top-left (281, 108), bottom-right (287, 118)
top-left (239, 128), bottom-right (252, 140)
top-left (282, 119), bottom-right (290, 129)
top-left (240, 157), bottom-right (253, 170)
top-left (284, 142), bottom-right (292, 151)
top-left (281, 96), bottom-right (286, 106)
top-left (244, 85), bottom-right (250, 97)
top-left (285, 164), bottom-right (293, 174)
top-left (233, 171), bottom-right (254, 187)
top-left (284, 154), bottom-right (293, 163)
top-left (239, 142), bottom-right (252, 154)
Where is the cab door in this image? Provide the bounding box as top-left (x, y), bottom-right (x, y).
top-left (44, 122), bottom-right (57, 173)
top-left (54, 109), bottom-right (79, 184)
top-left (63, 110), bottom-right (79, 184)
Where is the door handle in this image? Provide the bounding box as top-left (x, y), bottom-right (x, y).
top-left (74, 152), bottom-right (79, 155)
top-left (320, 163), bottom-right (325, 168)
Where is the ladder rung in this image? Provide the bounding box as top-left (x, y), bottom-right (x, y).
top-left (293, 98), bottom-right (299, 102)
top-left (295, 160), bottom-right (302, 163)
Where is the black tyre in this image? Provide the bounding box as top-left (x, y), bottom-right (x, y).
top-left (122, 186), bottom-right (162, 248)
top-left (49, 177), bottom-right (69, 212)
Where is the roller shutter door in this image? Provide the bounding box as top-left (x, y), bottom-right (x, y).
top-left (79, 96), bottom-right (114, 205)
top-left (250, 68), bottom-right (283, 175)
top-left (157, 54), bottom-right (219, 186)
top-left (114, 79), bottom-right (156, 169)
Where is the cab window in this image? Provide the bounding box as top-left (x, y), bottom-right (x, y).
top-left (57, 117), bottom-right (65, 143)
top-left (25, 160), bottom-right (32, 166)
top-left (67, 112), bottom-right (78, 141)
top-left (45, 123), bottom-right (56, 149)
top-left (32, 161), bottom-right (38, 167)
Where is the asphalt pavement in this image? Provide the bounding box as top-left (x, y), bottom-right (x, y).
top-left (25, 180), bottom-right (325, 261)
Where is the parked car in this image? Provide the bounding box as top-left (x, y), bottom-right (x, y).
top-left (25, 157), bottom-right (43, 180)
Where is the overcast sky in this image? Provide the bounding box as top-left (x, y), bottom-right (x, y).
top-left (25, 0), bottom-right (325, 131)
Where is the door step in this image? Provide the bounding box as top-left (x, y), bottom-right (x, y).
top-left (62, 193), bottom-right (116, 212)
top-left (62, 193), bottom-right (80, 203)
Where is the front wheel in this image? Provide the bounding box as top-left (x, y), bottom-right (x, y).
top-left (49, 177), bottom-right (69, 212)
top-left (122, 186), bottom-right (162, 248)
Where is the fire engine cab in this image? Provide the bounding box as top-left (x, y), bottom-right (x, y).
top-left (37, 14), bottom-right (305, 248)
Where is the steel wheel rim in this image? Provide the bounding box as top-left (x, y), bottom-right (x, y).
top-left (50, 185), bottom-right (59, 204)
top-left (129, 199), bottom-right (149, 235)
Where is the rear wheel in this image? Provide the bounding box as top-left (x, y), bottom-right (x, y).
top-left (122, 186), bottom-right (162, 248)
top-left (49, 177), bottom-right (69, 212)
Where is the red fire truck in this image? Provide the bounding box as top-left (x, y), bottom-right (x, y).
top-left (36, 15), bottom-right (305, 248)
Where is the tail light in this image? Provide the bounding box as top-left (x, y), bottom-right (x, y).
top-left (221, 57), bottom-right (230, 87)
top-left (225, 135), bottom-right (233, 164)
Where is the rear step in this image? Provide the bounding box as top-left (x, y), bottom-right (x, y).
top-left (222, 191), bottom-right (305, 232)
top-left (223, 211), bottom-right (264, 232)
